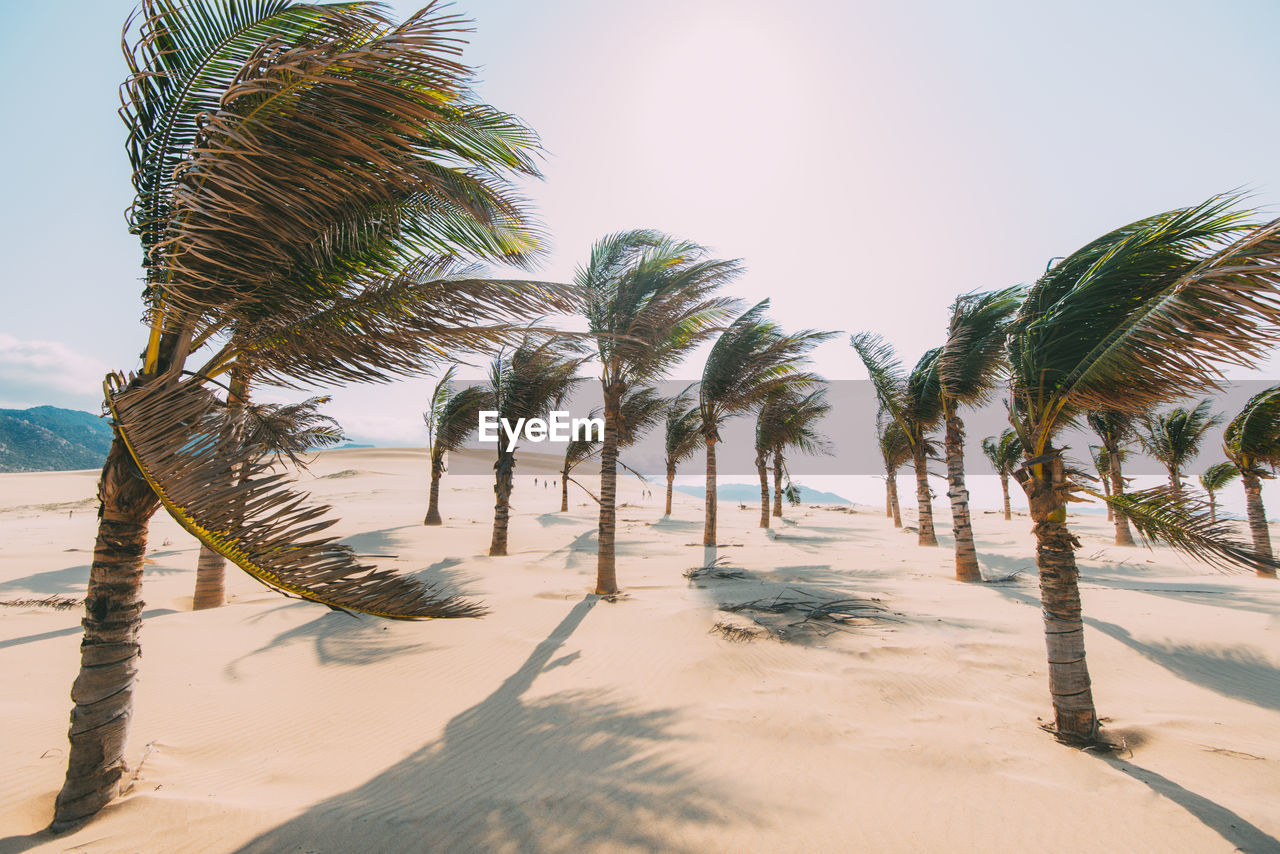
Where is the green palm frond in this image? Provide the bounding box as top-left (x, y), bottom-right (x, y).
top-left (1224, 385), bottom-right (1280, 473)
top-left (1102, 485), bottom-right (1279, 574)
top-left (241, 395), bottom-right (344, 467)
top-left (878, 409), bottom-right (913, 470)
top-left (216, 257), bottom-right (582, 387)
top-left (1009, 193), bottom-right (1280, 455)
top-left (1086, 409), bottom-right (1135, 450)
top-left (143, 2), bottom-right (545, 326)
top-left (1137, 399), bottom-right (1223, 475)
top-left (490, 339), bottom-right (586, 425)
top-left (1200, 461), bottom-right (1240, 493)
top-left (107, 373), bottom-right (482, 619)
top-left (851, 333), bottom-right (942, 447)
top-left (700, 301), bottom-right (834, 431)
top-left (430, 384), bottom-right (492, 464)
top-left (664, 385), bottom-right (703, 470)
top-left (580, 231), bottom-right (742, 387)
top-left (850, 331), bottom-right (906, 417)
top-left (756, 387), bottom-right (832, 458)
top-left (937, 286), bottom-right (1022, 409)
top-left (980, 427), bottom-right (1022, 475)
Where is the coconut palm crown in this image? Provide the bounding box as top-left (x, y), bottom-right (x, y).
top-left (424, 366), bottom-right (494, 525)
top-left (981, 428), bottom-right (1022, 521)
top-left (1137, 399), bottom-right (1224, 494)
top-left (1004, 193), bottom-right (1280, 746)
top-left (663, 385), bottom-right (703, 517)
top-left (1223, 384), bottom-right (1280, 568)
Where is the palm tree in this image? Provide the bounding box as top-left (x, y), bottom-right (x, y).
top-left (1086, 410), bottom-right (1137, 545)
top-left (579, 231), bottom-right (740, 594)
top-left (1005, 194), bottom-right (1280, 745)
top-left (981, 428), bottom-right (1022, 521)
top-left (1088, 445), bottom-right (1115, 520)
top-left (559, 388), bottom-right (668, 513)
top-left (851, 334), bottom-right (944, 546)
top-left (699, 301), bottom-right (832, 546)
top-left (56, 1), bottom-right (572, 828)
top-left (193, 390), bottom-right (345, 610)
top-left (662, 386), bottom-right (703, 517)
top-left (878, 411), bottom-right (912, 527)
top-left (486, 341), bottom-right (585, 556)
top-left (1199, 462), bottom-right (1240, 524)
top-left (1223, 385), bottom-right (1280, 571)
top-left (424, 367), bottom-right (493, 525)
top-left (1138, 399), bottom-right (1224, 494)
top-left (756, 387), bottom-right (832, 527)
top-left (937, 288), bottom-right (1022, 581)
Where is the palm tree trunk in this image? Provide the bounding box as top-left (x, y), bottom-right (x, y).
top-left (489, 451), bottom-right (515, 556)
top-left (1242, 472), bottom-right (1275, 576)
top-left (1207, 490), bottom-right (1217, 524)
top-left (664, 462), bottom-right (675, 517)
top-left (772, 448), bottom-right (784, 517)
top-left (1169, 465), bottom-right (1181, 496)
top-left (1021, 451), bottom-right (1100, 744)
top-left (191, 367), bottom-right (249, 610)
top-left (1000, 472), bottom-right (1011, 521)
top-left (944, 414), bottom-right (980, 581)
top-left (703, 433), bottom-right (718, 547)
top-left (423, 454), bottom-right (444, 525)
top-left (53, 432), bottom-right (162, 829)
top-left (911, 442), bottom-right (938, 546)
top-left (887, 469), bottom-right (902, 527)
top-left (561, 464), bottom-right (570, 513)
top-left (596, 387), bottom-right (621, 595)
top-left (757, 454), bottom-right (770, 529)
top-left (1110, 452), bottom-right (1136, 547)
top-left (1100, 468), bottom-right (1113, 521)
top-left (192, 545), bottom-right (226, 610)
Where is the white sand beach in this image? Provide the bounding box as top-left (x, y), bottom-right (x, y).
top-left (2, 447), bottom-right (1278, 853)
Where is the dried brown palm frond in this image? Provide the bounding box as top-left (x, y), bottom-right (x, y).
top-left (241, 395), bottom-right (344, 468)
top-left (107, 373), bottom-right (483, 619)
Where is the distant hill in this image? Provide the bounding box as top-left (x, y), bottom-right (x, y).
top-left (674, 483), bottom-right (851, 505)
top-left (0, 406), bottom-right (114, 473)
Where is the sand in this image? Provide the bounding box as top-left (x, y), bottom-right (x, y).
top-left (1, 447), bottom-right (1278, 853)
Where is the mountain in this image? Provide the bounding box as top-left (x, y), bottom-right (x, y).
top-left (673, 483), bottom-right (851, 505)
top-left (0, 406), bottom-right (114, 473)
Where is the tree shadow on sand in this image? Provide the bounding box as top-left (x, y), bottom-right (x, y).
top-left (235, 596), bottom-right (750, 853)
top-left (223, 610), bottom-right (432, 677)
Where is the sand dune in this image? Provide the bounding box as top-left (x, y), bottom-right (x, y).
top-left (1, 447), bottom-right (1278, 852)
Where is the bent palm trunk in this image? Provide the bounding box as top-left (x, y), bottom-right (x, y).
top-left (911, 443), bottom-right (938, 546)
top-left (887, 470), bottom-right (902, 527)
top-left (772, 449), bottom-right (783, 518)
top-left (596, 389), bottom-right (621, 595)
top-left (999, 472), bottom-right (1011, 521)
top-left (945, 414), bottom-right (980, 581)
top-left (1021, 452), bottom-right (1100, 744)
top-left (54, 433), bottom-right (162, 829)
top-left (1242, 472), bottom-right (1275, 575)
top-left (561, 466), bottom-right (570, 513)
top-left (423, 455), bottom-right (444, 525)
top-left (703, 434), bottom-right (718, 547)
top-left (757, 453), bottom-right (770, 529)
top-left (664, 463), bottom-right (675, 516)
top-left (489, 451), bottom-right (515, 556)
top-left (192, 545), bottom-right (226, 610)
top-left (1109, 453), bottom-right (1136, 547)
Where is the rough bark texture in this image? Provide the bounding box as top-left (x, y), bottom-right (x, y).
top-left (664, 465), bottom-right (675, 517)
top-left (192, 544), bottom-right (226, 610)
top-left (911, 443), bottom-right (938, 546)
top-left (999, 472), bottom-right (1011, 521)
top-left (1100, 471), bottom-right (1113, 521)
top-left (488, 450), bottom-right (515, 556)
top-left (772, 449), bottom-right (783, 518)
top-left (887, 470), bottom-right (902, 527)
top-left (757, 454), bottom-right (770, 529)
top-left (1109, 452), bottom-right (1136, 547)
top-left (423, 454), bottom-right (444, 525)
top-left (53, 433), bottom-right (162, 829)
top-left (1243, 472), bottom-right (1275, 577)
top-left (1021, 453), bottom-right (1100, 745)
top-left (595, 387), bottom-right (621, 595)
top-left (561, 466), bottom-right (570, 513)
top-left (1207, 491), bottom-right (1217, 524)
top-left (703, 434), bottom-right (718, 547)
top-left (945, 414), bottom-right (980, 582)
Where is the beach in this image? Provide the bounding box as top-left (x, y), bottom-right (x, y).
top-left (2, 447), bottom-right (1278, 853)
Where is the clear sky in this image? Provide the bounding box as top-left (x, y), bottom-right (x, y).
top-left (2, 0), bottom-right (1279, 446)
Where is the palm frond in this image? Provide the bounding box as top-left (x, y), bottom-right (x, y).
top-left (1103, 485), bottom-right (1280, 574)
top-left (980, 427), bottom-right (1022, 475)
top-left (664, 385), bottom-right (703, 470)
top-left (1137, 399), bottom-right (1223, 474)
top-left (1200, 461), bottom-right (1240, 493)
top-left (241, 395), bottom-right (344, 467)
top-left (937, 286), bottom-right (1022, 408)
top-left (107, 373), bottom-right (483, 619)
top-left (1224, 384), bottom-right (1280, 472)
top-left (431, 384), bottom-right (493, 462)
